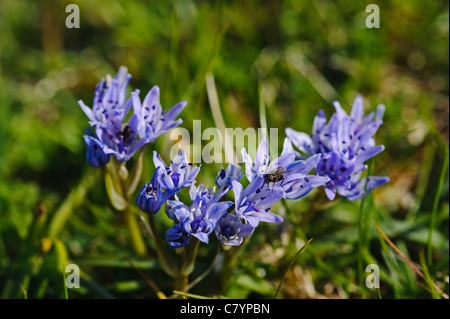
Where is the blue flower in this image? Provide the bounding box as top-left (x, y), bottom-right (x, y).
top-left (166, 224), bottom-right (191, 248)
top-left (78, 66), bottom-right (149, 162)
top-left (182, 199), bottom-right (216, 244)
top-left (232, 177), bottom-right (284, 228)
top-left (83, 135), bottom-right (110, 167)
top-left (215, 163), bottom-right (243, 188)
top-left (132, 86), bottom-right (187, 143)
top-left (189, 181), bottom-right (234, 207)
top-left (78, 66), bottom-right (132, 129)
top-left (215, 213), bottom-right (254, 246)
top-left (153, 148), bottom-right (200, 194)
top-left (165, 196), bottom-right (232, 246)
top-left (94, 113), bottom-right (149, 162)
top-left (286, 95), bottom-right (389, 201)
top-left (189, 183), bottom-right (219, 204)
top-left (165, 200), bottom-right (191, 221)
top-left (241, 136), bottom-right (329, 200)
top-left (136, 167), bottom-right (174, 214)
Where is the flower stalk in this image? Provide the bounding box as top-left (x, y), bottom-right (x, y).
top-left (105, 157), bottom-right (147, 257)
top-left (146, 213), bottom-right (177, 277)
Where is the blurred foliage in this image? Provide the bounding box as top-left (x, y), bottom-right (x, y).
top-left (0, 0), bottom-right (448, 299)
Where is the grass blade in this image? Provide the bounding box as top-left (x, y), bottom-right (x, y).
top-left (127, 258), bottom-right (167, 299)
top-left (427, 143), bottom-right (448, 266)
top-left (274, 238), bottom-right (313, 299)
top-left (374, 221), bottom-right (448, 299)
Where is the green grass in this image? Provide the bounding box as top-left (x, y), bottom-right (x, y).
top-left (0, 0), bottom-right (448, 299)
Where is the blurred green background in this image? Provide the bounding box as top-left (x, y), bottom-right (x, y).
top-left (0, 0), bottom-right (448, 299)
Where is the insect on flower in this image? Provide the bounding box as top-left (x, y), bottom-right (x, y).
top-left (263, 167), bottom-right (292, 190)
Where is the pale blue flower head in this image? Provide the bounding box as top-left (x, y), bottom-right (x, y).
top-left (241, 136), bottom-right (329, 200)
top-left (136, 167), bottom-right (175, 214)
top-left (78, 66), bottom-right (132, 129)
top-left (94, 112), bottom-right (149, 162)
top-left (165, 196), bottom-right (232, 246)
top-left (232, 177), bottom-right (284, 228)
top-left (215, 163), bottom-right (243, 188)
top-left (153, 147), bottom-right (200, 194)
top-left (83, 134), bottom-right (110, 168)
top-left (78, 66), bottom-right (149, 162)
top-left (215, 213), bottom-right (254, 246)
top-left (166, 224), bottom-right (191, 248)
top-left (132, 86), bottom-right (187, 143)
top-left (286, 95), bottom-right (389, 201)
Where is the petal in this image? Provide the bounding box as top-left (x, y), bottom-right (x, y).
top-left (285, 128), bottom-right (316, 156)
top-left (161, 118), bottom-right (183, 133)
top-left (242, 176), bottom-right (265, 199)
top-left (376, 104), bottom-right (385, 122)
top-left (350, 95), bottom-right (364, 122)
top-left (153, 150), bottom-right (168, 170)
top-left (163, 101), bottom-right (187, 124)
top-left (357, 121), bottom-right (382, 143)
top-left (333, 101), bottom-right (348, 120)
top-left (266, 153), bottom-right (296, 174)
top-left (78, 100), bottom-right (95, 122)
top-left (206, 201), bottom-right (233, 224)
top-left (312, 110), bottom-right (327, 137)
top-left (357, 145), bottom-right (385, 163)
top-left (172, 203), bottom-right (191, 222)
top-left (192, 231), bottom-right (210, 244)
top-left (232, 180), bottom-right (244, 205)
top-left (128, 113), bottom-right (139, 133)
top-left (143, 85), bottom-right (160, 112)
top-left (238, 223), bottom-right (255, 238)
top-left (346, 176), bottom-right (390, 201)
top-left (306, 175), bottom-right (331, 188)
top-left (116, 66), bottom-right (131, 105)
top-left (121, 97), bottom-right (133, 121)
top-left (337, 117), bottom-right (351, 151)
top-left (131, 89), bottom-right (142, 115)
top-left (160, 173), bottom-right (176, 191)
top-left (283, 175), bottom-right (329, 200)
top-left (281, 137), bottom-right (294, 156)
top-left (128, 138), bottom-right (149, 158)
top-left (324, 187), bottom-right (337, 200)
top-left (244, 215), bottom-right (260, 228)
top-left (255, 188), bottom-right (284, 209)
top-left (254, 211), bottom-right (283, 224)
top-left (241, 147), bottom-right (255, 181)
top-left (150, 167), bottom-right (161, 187)
top-left (287, 153), bottom-right (321, 175)
top-left (254, 136), bottom-right (269, 175)
top-left (187, 166), bottom-right (201, 183)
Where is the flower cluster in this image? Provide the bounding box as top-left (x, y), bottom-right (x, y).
top-left (80, 69), bottom-right (389, 248)
top-left (135, 95), bottom-right (389, 248)
top-left (286, 95), bottom-right (390, 201)
top-left (137, 149), bottom-right (241, 247)
top-left (78, 66), bottom-right (187, 165)
top-left (137, 136), bottom-right (331, 247)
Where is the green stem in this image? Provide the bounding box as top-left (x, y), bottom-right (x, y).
top-left (221, 248), bottom-right (235, 292)
top-left (147, 214), bottom-right (177, 276)
top-left (174, 273), bottom-right (188, 292)
top-left (124, 207), bottom-right (147, 257)
top-left (221, 235), bottom-right (250, 292)
top-left (182, 238), bottom-right (200, 275)
top-left (117, 159), bottom-right (147, 258)
top-left (357, 197), bottom-right (368, 299)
